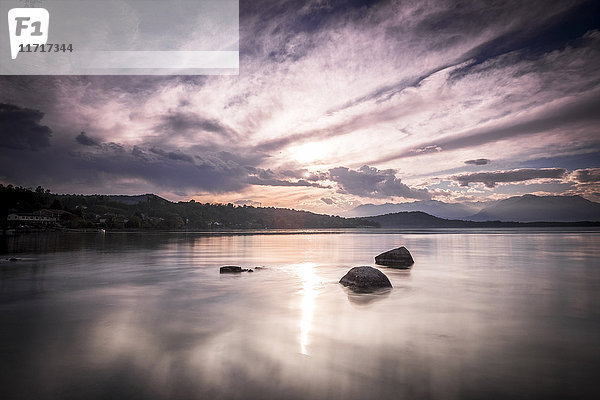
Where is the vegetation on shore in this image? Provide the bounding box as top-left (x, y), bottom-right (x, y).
top-left (2, 184), bottom-right (598, 232)
top-left (0, 184), bottom-right (377, 230)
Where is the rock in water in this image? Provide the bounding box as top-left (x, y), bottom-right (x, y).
top-left (339, 266), bottom-right (392, 292)
top-left (220, 265), bottom-right (244, 273)
top-left (375, 247), bottom-right (414, 268)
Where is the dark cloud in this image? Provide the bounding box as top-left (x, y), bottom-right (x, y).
top-left (155, 112), bottom-right (238, 138)
top-left (281, 168), bottom-right (328, 181)
top-left (240, 167), bottom-right (331, 188)
top-left (329, 165), bottom-right (430, 200)
top-left (0, 138), bottom-right (256, 194)
top-left (247, 168), bottom-right (330, 189)
top-left (149, 147), bottom-right (194, 163)
top-left (248, 177), bottom-right (329, 188)
top-left (453, 168), bottom-right (566, 188)
top-left (0, 103), bottom-right (52, 150)
top-left (566, 168), bottom-right (600, 201)
top-left (573, 168), bottom-right (600, 183)
top-left (320, 197), bottom-right (334, 205)
top-left (241, 0), bottom-right (385, 56)
top-left (520, 151), bottom-right (600, 171)
top-left (211, 151), bottom-right (266, 169)
top-left (68, 145), bottom-right (250, 193)
top-left (452, 0), bottom-right (600, 79)
top-left (413, 1), bottom-right (504, 38)
top-left (465, 158), bottom-right (491, 165)
top-left (75, 132), bottom-right (101, 147)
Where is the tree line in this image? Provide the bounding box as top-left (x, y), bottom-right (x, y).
top-left (0, 184), bottom-right (378, 230)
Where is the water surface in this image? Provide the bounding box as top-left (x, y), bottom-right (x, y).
top-left (1, 230), bottom-right (599, 399)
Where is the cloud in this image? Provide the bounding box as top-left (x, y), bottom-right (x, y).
top-left (243, 167), bottom-right (330, 188)
top-left (413, 145), bottom-right (442, 154)
top-left (453, 168), bottom-right (567, 188)
top-left (0, 103), bottom-right (52, 150)
top-left (70, 144), bottom-right (252, 193)
top-left (0, 137), bottom-right (258, 195)
top-left (154, 112), bottom-right (238, 139)
top-left (247, 173), bottom-right (330, 189)
top-left (464, 158), bottom-right (491, 165)
top-left (75, 132), bottom-right (101, 147)
top-left (564, 168), bottom-right (600, 201)
top-left (149, 147), bottom-right (194, 163)
top-left (374, 92), bottom-right (600, 164)
top-left (453, 0), bottom-right (600, 77)
top-left (281, 168), bottom-right (328, 181)
top-left (329, 165), bottom-right (431, 200)
top-left (320, 197), bottom-right (334, 205)
top-left (233, 199), bottom-right (262, 206)
top-left (573, 168), bottom-right (600, 183)
top-left (247, 176), bottom-right (328, 188)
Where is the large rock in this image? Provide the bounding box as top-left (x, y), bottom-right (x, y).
top-left (375, 247), bottom-right (414, 268)
top-left (339, 266), bottom-right (392, 292)
top-left (220, 265), bottom-right (246, 273)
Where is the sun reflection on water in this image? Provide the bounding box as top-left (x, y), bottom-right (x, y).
top-left (296, 262), bottom-right (319, 355)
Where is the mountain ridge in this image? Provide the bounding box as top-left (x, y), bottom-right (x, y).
top-left (468, 194), bottom-right (600, 222)
top-left (346, 200), bottom-right (491, 219)
top-left (361, 210), bottom-right (600, 228)
top-left (348, 195), bottom-right (600, 223)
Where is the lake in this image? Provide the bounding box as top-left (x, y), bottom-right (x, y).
top-left (1, 229), bottom-right (599, 400)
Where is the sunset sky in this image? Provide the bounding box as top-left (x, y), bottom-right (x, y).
top-left (1, 0), bottom-right (599, 214)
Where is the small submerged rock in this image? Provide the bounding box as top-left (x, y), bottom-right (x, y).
top-left (220, 265), bottom-right (251, 273)
top-left (339, 266), bottom-right (392, 292)
top-left (375, 247), bottom-right (414, 268)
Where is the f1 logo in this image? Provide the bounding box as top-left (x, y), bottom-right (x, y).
top-left (8, 8), bottom-right (49, 60)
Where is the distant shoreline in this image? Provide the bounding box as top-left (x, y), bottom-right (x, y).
top-left (3, 224), bottom-right (600, 238)
top-left (3, 186), bottom-right (599, 233)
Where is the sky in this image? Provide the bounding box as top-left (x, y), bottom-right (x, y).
top-left (1, 0), bottom-right (599, 215)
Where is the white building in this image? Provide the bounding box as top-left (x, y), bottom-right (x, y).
top-left (7, 213), bottom-right (58, 225)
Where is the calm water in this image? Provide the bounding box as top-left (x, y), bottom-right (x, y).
top-left (1, 230), bottom-right (599, 400)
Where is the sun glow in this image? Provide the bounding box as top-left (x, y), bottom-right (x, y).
top-left (289, 142), bottom-right (329, 163)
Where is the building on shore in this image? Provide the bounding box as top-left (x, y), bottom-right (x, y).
top-left (6, 209), bottom-right (77, 226)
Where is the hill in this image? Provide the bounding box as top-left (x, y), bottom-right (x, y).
top-left (362, 211), bottom-right (600, 228)
top-left (468, 195), bottom-right (600, 222)
top-left (0, 185), bottom-right (377, 230)
top-left (347, 200), bottom-right (489, 219)
top-left (105, 194), bottom-right (167, 205)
